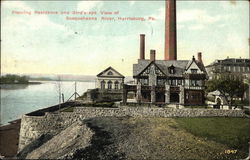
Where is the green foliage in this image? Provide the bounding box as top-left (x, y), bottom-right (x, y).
top-left (0, 74), bottom-right (29, 84)
top-left (175, 118), bottom-right (250, 152)
top-left (205, 76), bottom-right (249, 105)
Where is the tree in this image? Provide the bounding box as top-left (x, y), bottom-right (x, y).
top-left (205, 77), bottom-right (248, 106)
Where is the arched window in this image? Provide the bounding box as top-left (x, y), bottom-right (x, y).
top-left (108, 81), bottom-right (112, 90)
top-left (115, 81), bottom-right (119, 90)
top-left (101, 80), bottom-right (105, 89)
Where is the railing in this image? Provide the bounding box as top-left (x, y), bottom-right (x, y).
top-left (184, 86), bottom-right (204, 90)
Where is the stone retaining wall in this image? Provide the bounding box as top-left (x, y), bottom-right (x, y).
top-left (18, 106), bottom-right (248, 152)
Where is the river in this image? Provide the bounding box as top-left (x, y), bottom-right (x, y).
top-left (0, 81), bottom-right (95, 126)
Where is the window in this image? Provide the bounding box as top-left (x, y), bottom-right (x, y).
top-left (101, 81), bottom-right (105, 89)
top-left (223, 66), bottom-right (227, 71)
top-left (108, 81), bottom-right (112, 90)
top-left (168, 65), bottom-right (175, 74)
top-left (157, 78), bottom-right (165, 86)
top-left (115, 81), bottom-right (119, 90)
top-left (107, 71), bottom-right (113, 75)
top-left (140, 78), bottom-right (148, 85)
top-left (191, 69), bottom-right (198, 74)
top-left (191, 80), bottom-right (197, 86)
top-left (177, 80), bottom-right (182, 85)
top-left (170, 79), bottom-right (176, 86)
top-left (170, 69), bottom-right (174, 74)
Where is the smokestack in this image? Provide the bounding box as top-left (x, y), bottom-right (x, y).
top-left (164, 0), bottom-right (177, 60)
top-left (150, 50), bottom-right (156, 61)
top-left (197, 52), bottom-right (202, 63)
top-left (139, 34), bottom-right (145, 60)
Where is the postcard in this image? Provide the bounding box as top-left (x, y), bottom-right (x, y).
top-left (1, 1), bottom-right (250, 159)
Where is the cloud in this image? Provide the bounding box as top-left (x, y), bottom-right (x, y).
top-left (178, 9), bottom-right (221, 24)
top-left (77, 1), bottom-right (103, 11)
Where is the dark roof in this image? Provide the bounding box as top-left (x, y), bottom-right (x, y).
top-left (97, 66), bottom-right (125, 78)
top-left (206, 58), bottom-right (250, 67)
top-left (133, 59), bottom-right (207, 77)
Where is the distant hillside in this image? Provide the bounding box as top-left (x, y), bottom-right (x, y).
top-left (1, 73), bottom-right (133, 83)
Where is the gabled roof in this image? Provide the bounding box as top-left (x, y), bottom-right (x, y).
top-left (185, 59), bottom-right (202, 71)
top-left (97, 66), bottom-right (125, 78)
top-left (133, 58), bottom-right (207, 77)
top-left (133, 59), bottom-right (189, 77)
top-left (136, 61), bottom-right (167, 77)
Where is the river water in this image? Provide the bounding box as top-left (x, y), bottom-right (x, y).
top-left (0, 81), bottom-right (95, 126)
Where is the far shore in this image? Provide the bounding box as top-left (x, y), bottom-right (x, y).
top-left (0, 82), bottom-right (42, 85)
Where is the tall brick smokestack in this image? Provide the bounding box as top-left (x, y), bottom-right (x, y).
top-left (164, 0), bottom-right (177, 60)
top-left (139, 34), bottom-right (145, 60)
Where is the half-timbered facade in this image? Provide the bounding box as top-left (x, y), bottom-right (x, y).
top-left (123, 55), bottom-right (207, 105)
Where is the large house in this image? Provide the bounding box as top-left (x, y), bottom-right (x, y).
top-left (206, 58), bottom-right (250, 80)
top-left (206, 58), bottom-right (250, 101)
top-left (123, 49), bottom-right (207, 105)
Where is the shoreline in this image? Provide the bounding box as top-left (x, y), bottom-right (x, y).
top-left (0, 119), bottom-right (21, 158)
top-left (0, 82), bottom-right (42, 85)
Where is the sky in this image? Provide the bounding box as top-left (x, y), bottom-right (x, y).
top-left (1, 0), bottom-right (249, 76)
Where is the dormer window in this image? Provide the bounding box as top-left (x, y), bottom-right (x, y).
top-left (107, 71), bottom-right (113, 75)
top-left (191, 69), bottom-right (198, 74)
top-left (169, 65), bottom-right (175, 74)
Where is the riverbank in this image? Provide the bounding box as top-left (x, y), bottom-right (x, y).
top-left (0, 119), bottom-right (21, 158)
top-left (18, 117), bottom-right (250, 159)
top-left (0, 101), bottom-right (74, 158)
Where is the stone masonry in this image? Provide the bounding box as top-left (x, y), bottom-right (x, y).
top-left (18, 106), bottom-right (249, 152)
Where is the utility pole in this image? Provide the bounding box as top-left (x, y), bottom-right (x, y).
top-left (62, 93), bottom-right (64, 103)
top-left (57, 76), bottom-right (61, 112)
top-left (66, 81), bottom-right (81, 102)
top-left (75, 81), bottom-right (77, 100)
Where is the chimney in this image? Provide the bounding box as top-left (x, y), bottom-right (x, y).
top-left (150, 50), bottom-right (156, 61)
top-left (164, 0), bottom-right (177, 60)
top-left (139, 34), bottom-right (145, 60)
top-left (197, 52), bottom-right (202, 63)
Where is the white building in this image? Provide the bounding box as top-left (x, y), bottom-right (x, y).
top-left (96, 66), bottom-right (124, 91)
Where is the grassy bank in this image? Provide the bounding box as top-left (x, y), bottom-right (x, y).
top-left (80, 117), bottom-right (249, 159)
top-left (174, 117), bottom-right (250, 153)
